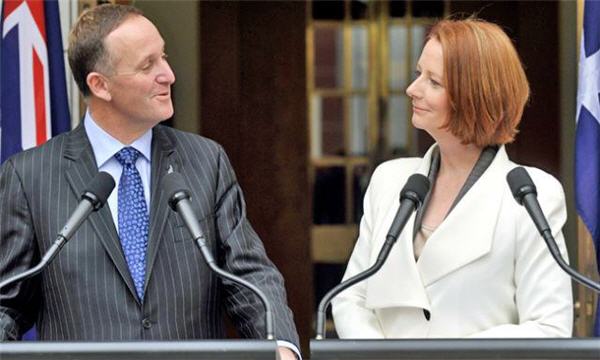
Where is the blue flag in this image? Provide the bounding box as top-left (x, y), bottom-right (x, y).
top-left (1, 0), bottom-right (70, 161)
top-left (575, 0), bottom-right (600, 337)
top-left (0, 0), bottom-right (71, 339)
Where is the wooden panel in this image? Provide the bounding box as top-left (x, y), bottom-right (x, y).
top-left (200, 1), bottom-right (311, 352)
top-left (199, 2), bottom-right (241, 150)
top-left (311, 225), bottom-right (358, 263)
top-left (575, 219), bottom-right (599, 336)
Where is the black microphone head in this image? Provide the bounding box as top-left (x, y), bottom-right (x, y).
top-left (83, 171), bottom-right (115, 210)
top-left (400, 174), bottom-right (430, 206)
top-left (163, 171), bottom-right (191, 211)
top-left (507, 166), bottom-right (537, 205)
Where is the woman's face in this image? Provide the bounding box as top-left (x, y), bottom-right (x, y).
top-left (406, 39), bottom-right (450, 140)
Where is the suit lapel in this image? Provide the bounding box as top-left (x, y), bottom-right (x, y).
top-left (63, 125), bottom-right (139, 301)
top-left (416, 147), bottom-right (511, 287)
top-left (143, 126), bottom-right (177, 295)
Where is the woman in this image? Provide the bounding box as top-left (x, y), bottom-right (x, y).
top-left (331, 18), bottom-right (573, 338)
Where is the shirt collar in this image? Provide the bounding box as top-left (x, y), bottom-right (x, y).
top-left (84, 110), bottom-right (153, 167)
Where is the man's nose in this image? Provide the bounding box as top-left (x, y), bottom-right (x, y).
top-left (157, 60), bottom-right (176, 84)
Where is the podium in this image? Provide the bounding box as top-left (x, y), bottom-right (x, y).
top-left (0, 340), bottom-right (278, 360)
top-left (310, 338), bottom-right (600, 360)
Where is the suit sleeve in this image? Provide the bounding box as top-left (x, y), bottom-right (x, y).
top-left (0, 159), bottom-right (41, 340)
top-left (331, 166), bottom-right (385, 338)
top-left (212, 145), bottom-right (299, 347)
top-left (469, 170), bottom-right (573, 338)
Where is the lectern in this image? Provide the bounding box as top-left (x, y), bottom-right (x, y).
top-left (0, 340), bottom-right (278, 360)
top-left (310, 338), bottom-right (600, 360)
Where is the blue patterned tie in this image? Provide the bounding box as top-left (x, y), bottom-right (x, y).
top-left (115, 147), bottom-right (149, 300)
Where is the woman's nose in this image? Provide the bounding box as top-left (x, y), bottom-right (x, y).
top-left (406, 77), bottom-right (420, 99)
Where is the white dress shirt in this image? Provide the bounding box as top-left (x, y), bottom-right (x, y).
top-left (84, 111), bottom-right (152, 232)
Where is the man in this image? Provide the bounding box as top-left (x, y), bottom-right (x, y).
top-left (0, 4), bottom-right (299, 358)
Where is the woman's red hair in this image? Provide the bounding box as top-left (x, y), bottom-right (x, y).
top-left (428, 18), bottom-right (530, 146)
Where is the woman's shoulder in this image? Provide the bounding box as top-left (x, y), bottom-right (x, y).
top-left (373, 157), bottom-right (423, 177)
top-left (369, 156), bottom-right (425, 191)
top-left (507, 162), bottom-right (565, 203)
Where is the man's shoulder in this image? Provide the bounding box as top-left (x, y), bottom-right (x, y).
top-left (3, 130), bottom-right (72, 167)
top-left (155, 125), bottom-right (223, 154)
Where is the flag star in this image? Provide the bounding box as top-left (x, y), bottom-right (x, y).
top-left (577, 35), bottom-right (600, 123)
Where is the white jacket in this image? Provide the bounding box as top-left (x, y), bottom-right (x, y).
top-left (332, 145), bottom-right (573, 338)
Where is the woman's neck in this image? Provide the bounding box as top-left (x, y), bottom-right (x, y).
top-left (436, 140), bottom-right (483, 177)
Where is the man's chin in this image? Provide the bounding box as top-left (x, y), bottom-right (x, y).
top-left (156, 107), bottom-right (174, 122)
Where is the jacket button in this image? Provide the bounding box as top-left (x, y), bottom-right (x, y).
top-left (423, 309), bottom-right (431, 321)
top-left (142, 318), bottom-right (152, 329)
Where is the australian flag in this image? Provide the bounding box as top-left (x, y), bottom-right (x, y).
top-left (1, 0), bottom-right (70, 162)
top-left (575, 0), bottom-right (600, 337)
top-left (0, 0), bottom-right (71, 339)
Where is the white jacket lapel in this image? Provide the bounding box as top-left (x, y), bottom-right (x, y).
top-left (364, 146), bottom-right (512, 310)
top-left (365, 147), bottom-right (436, 310)
top-left (417, 147), bottom-right (511, 287)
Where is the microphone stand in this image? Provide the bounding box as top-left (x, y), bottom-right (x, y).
top-left (508, 167), bottom-right (600, 293)
top-left (0, 235), bottom-right (68, 291)
top-left (538, 227), bottom-right (600, 292)
top-left (0, 186), bottom-right (112, 291)
top-left (315, 174), bottom-right (429, 339)
top-left (315, 233), bottom-right (398, 339)
top-left (168, 190), bottom-right (275, 340)
top-left (194, 235), bottom-right (275, 340)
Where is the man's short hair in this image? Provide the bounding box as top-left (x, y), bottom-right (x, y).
top-left (68, 4), bottom-right (143, 97)
top-left (427, 18), bottom-right (530, 147)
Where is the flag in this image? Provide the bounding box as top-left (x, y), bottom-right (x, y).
top-left (575, 0), bottom-right (600, 337)
top-left (1, 0), bottom-right (70, 162)
top-left (0, 0), bottom-right (71, 339)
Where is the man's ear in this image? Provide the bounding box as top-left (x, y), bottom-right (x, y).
top-left (87, 72), bottom-right (112, 101)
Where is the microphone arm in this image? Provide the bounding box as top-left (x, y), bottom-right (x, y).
top-left (166, 177), bottom-right (275, 340)
top-left (0, 242), bottom-right (65, 291)
top-left (507, 167), bottom-right (600, 293)
top-left (315, 174), bottom-right (430, 339)
top-left (522, 192), bottom-right (600, 292)
top-left (0, 172), bottom-right (115, 291)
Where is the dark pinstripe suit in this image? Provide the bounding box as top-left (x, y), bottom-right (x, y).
top-left (0, 124), bottom-right (299, 345)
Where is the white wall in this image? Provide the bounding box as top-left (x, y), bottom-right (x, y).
top-left (58, 0), bottom-right (81, 128)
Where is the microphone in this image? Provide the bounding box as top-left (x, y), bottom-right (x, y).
top-left (507, 167), bottom-right (600, 292)
top-left (315, 173), bottom-right (430, 339)
top-left (0, 172), bottom-right (115, 291)
top-left (164, 171), bottom-right (275, 340)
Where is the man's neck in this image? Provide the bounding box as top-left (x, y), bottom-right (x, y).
top-left (88, 103), bottom-right (152, 145)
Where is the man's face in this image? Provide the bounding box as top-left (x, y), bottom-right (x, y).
top-left (102, 15), bottom-right (175, 130)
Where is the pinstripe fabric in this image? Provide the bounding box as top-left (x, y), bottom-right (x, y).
top-left (0, 124), bottom-right (299, 346)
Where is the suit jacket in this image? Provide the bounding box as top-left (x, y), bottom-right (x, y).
top-left (0, 124), bottom-right (299, 345)
top-left (332, 145), bottom-right (573, 338)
